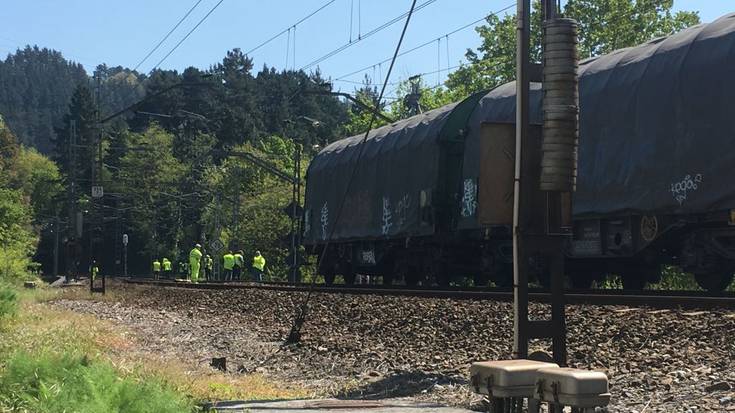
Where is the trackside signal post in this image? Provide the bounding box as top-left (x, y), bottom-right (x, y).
top-left (468, 2), bottom-right (611, 412)
top-left (513, 0), bottom-right (576, 366)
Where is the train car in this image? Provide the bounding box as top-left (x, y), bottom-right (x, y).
top-left (303, 13), bottom-right (735, 290)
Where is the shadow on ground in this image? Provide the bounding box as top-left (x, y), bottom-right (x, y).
top-left (336, 370), bottom-right (468, 400)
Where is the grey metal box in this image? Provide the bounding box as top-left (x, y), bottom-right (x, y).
top-left (535, 367), bottom-right (611, 407)
top-left (470, 359), bottom-right (559, 398)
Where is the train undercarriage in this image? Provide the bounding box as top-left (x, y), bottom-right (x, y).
top-left (311, 212), bottom-right (735, 291)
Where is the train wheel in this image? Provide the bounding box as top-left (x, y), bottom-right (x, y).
top-left (536, 271), bottom-right (551, 289)
top-left (343, 271), bottom-right (356, 285)
top-left (694, 272), bottom-right (734, 292)
top-left (491, 264), bottom-right (513, 288)
top-left (473, 273), bottom-right (489, 287)
top-left (568, 273), bottom-right (593, 289)
top-left (621, 272), bottom-right (646, 291)
top-left (435, 261), bottom-right (451, 288)
top-left (404, 272), bottom-right (419, 287)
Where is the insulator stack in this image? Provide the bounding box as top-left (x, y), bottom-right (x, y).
top-left (541, 18), bottom-right (580, 192)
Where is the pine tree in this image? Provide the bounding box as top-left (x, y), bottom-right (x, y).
top-left (55, 85), bottom-right (98, 190)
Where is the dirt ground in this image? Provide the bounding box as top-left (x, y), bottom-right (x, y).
top-left (53, 281), bottom-right (735, 412)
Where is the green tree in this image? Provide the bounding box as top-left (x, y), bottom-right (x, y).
top-left (344, 75), bottom-right (391, 135)
top-left (7, 147), bottom-right (63, 220)
top-left (0, 188), bottom-right (36, 280)
top-left (54, 85), bottom-right (98, 189)
top-left (0, 116), bottom-right (62, 277)
top-left (0, 46), bottom-right (88, 154)
top-left (115, 125), bottom-right (185, 269)
top-left (445, 0), bottom-right (699, 98)
top-left (201, 136), bottom-right (304, 278)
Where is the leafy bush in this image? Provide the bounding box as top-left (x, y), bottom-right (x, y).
top-left (0, 352), bottom-right (194, 413)
top-left (648, 266), bottom-right (701, 290)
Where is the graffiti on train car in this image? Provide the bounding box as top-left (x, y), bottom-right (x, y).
top-left (670, 173), bottom-right (703, 205)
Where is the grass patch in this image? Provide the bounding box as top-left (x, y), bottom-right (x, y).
top-left (0, 352), bottom-right (193, 413)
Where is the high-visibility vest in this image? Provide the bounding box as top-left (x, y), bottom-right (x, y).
top-left (205, 257), bottom-right (213, 269)
top-left (233, 253), bottom-right (244, 267)
top-left (162, 259), bottom-right (172, 271)
top-left (223, 254), bottom-right (235, 270)
top-left (253, 255), bottom-right (265, 271)
top-left (189, 248), bottom-right (202, 265)
top-left (153, 261), bottom-right (161, 271)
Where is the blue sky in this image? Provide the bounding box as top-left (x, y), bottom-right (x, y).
top-left (1, 0), bottom-right (731, 95)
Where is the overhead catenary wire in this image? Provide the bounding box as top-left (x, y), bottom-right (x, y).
top-left (334, 2), bottom-right (515, 81)
top-left (285, 0), bottom-right (419, 345)
top-left (149, 0), bottom-right (226, 72)
top-left (245, 0), bottom-right (337, 56)
top-left (333, 62), bottom-right (463, 88)
top-left (300, 0), bottom-right (438, 71)
top-left (133, 0), bottom-right (204, 72)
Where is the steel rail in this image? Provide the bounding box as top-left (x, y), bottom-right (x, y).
top-left (123, 278), bottom-right (735, 309)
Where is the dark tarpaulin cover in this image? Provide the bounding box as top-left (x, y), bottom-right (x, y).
top-left (304, 102), bottom-right (458, 243)
top-left (463, 13), bottom-right (735, 219)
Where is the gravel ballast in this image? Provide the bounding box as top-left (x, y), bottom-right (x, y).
top-left (54, 283), bottom-right (735, 412)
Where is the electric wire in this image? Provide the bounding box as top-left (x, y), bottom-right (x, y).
top-left (300, 0), bottom-right (438, 71)
top-left (333, 62), bottom-right (463, 88)
top-left (334, 3), bottom-right (514, 81)
top-left (245, 0), bottom-right (337, 56)
top-left (286, 0), bottom-right (419, 345)
top-left (133, 0), bottom-right (203, 72)
top-left (149, 0), bottom-right (226, 71)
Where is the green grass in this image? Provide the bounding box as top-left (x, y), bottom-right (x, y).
top-left (0, 284), bottom-right (309, 411)
top-left (0, 285), bottom-right (17, 320)
top-left (0, 285), bottom-right (196, 413)
top-left (0, 352), bottom-right (194, 413)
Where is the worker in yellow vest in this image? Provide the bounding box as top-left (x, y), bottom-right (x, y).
top-left (162, 258), bottom-right (172, 279)
top-left (89, 259), bottom-right (99, 282)
top-left (189, 244), bottom-right (203, 283)
top-left (252, 251), bottom-right (266, 282)
top-left (152, 259), bottom-right (161, 280)
top-left (222, 251), bottom-right (235, 281)
top-left (233, 250), bottom-right (244, 281)
top-left (204, 255), bottom-right (213, 281)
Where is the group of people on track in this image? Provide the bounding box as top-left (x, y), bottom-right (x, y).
top-left (152, 244), bottom-right (266, 283)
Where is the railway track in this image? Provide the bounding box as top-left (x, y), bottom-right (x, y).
top-left (123, 278), bottom-right (735, 309)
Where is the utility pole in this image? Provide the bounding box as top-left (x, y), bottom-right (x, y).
top-left (90, 72), bottom-right (105, 293)
top-left (123, 233), bottom-right (128, 277)
top-left (233, 165), bottom-right (240, 237)
top-left (53, 213), bottom-right (60, 277)
top-left (67, 119), bottom-right (78, 279)
top-left (290, 143), bottom-right (302, 283)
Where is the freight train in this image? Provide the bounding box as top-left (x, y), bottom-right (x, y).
top-left (302, 13), bottom-right (735, 291)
